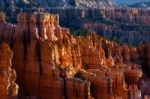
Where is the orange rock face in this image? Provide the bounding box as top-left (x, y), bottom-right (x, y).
top-left (130, 47), bottom-right (140, 64)
top-left (0, 43), bottom-right (19, 99)
top-left (0, 12), bottom-right (147, 99)
top-left (122, 44), bottom-right (131, 63)
top-left (24, 40), bottom-right (40, 96)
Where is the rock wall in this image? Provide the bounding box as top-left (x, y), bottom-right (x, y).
top-left (0, 12), bottom-right (149, 99)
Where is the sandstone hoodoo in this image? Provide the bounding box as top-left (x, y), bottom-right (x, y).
top-left (0, 43), bottom-right (19, 99)
top-left (0, 12), bottom-right (149, 99)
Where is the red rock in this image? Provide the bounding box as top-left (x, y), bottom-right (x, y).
top-left (106, 70), bottom-right (128, 99)
top-left (66, 78), bottom-right (92, 99)
top-left (66, 78), bottom-right (76, 99)
top-left (76, 69), bottom-right (96, 81)
top-left (91, 77), bottom-right (113, 99)
top-left (114, 46), bottom-right (123, 64)
top-left (40, 76), bottom-right (65, 99)
top-left (47, 14), bottom-right (58, 41)
top-left (29, 13), bottom-right (39, 39)
top-left (12, 41), bottom-right (25, 86)
top-left (24, 40), bottom-right (40, 96)
top-left (144, 95), bottom-right (150, 99)
top-left (55, 26), bottom-right (63, 40)
top-left (124, 67), bottom-right (142, 85)
top-left (71, 44), bottom-right (82, 69)
top-left (38, 13), bottom-right (49, 40)
top-left (128, 85), bottom-right (141, 99)
top-left (122, 44), bottom-right (131, 63)
top-left (74, 79), bottom-right (90, 99)
top-left (0, 43), bottom-right (19, 98)
top-left (59, 66), bottom-right (76, 78)
top-left (137, 44), bottom-right (145, 65)
top-left (40, 41), bottom-right (55, 75)
top-left (106, 54), bottom-right (115, 68)
top-left (14, 12), bottom-right (27, 41)
top-left (62, 39), bottom-right (73, 68)
top-left (0, 12), bottom-right (144, 99)
top-left (81, 46), bottom-right (90, 66)
top-left (130, 47), bottom-right (140, 64)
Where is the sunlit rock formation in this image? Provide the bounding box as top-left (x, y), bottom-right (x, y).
top-left (0, 43), bottom-right (19, 99)
top-left (0, 11), bottom-right (149, 99)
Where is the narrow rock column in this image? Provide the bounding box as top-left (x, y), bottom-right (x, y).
top-left (0, 43), bottom-right (19, 99)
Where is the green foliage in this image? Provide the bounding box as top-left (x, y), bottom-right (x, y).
top-left (70, 28), bottom-right (90, 36)
top-left (70, 28), bottom-right (76, 36)
top-left (128, 43), bottom-right (134, 48)
top-left (78, 28), bottom-right (90, 36)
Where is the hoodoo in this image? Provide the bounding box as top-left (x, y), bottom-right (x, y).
top-left (0, 12), bottom-right (149, 99)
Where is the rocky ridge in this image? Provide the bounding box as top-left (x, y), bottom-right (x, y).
top-left (0, 0), bottom-right (114, 9)
top-left (129, 1), bottom-right (150, 9)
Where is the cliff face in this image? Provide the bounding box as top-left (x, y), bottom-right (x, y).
top-left (0, 11), bottom-right (149, 98)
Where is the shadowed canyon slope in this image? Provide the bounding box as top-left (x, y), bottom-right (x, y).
top-left (130, 1), bottom-right (150, 9)
top-left (0, 11), bottom-right (150, 99)
top-left (0, 0), bottom-right (114, 8)
top-left (0, 0), bottom-right (150, 45)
